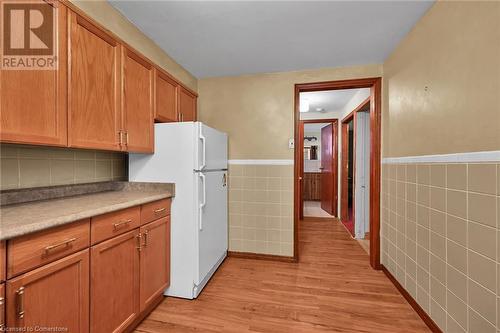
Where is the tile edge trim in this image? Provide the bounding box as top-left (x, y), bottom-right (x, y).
top-left (382, 150), bottom-right (500, 164)
top-left (228, 159), bottom-right (294, 165)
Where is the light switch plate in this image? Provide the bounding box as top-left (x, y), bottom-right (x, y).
top-left (288, 138), bottom-right (294, 149)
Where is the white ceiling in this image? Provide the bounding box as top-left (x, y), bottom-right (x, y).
top-left (110, 1), bottom-right (434, 78)
top-left (304, 123), bottom-right (330, 132)
top-left (300, 88), bottom-right (369, 114)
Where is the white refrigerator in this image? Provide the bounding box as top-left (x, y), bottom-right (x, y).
top-left (129, 122), bottom-right (228, 299)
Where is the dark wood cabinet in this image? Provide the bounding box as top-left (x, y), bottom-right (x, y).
top-left (6, 250), bottom-right (89, 332)
top-left (303, 173), bottom-right (322, 201)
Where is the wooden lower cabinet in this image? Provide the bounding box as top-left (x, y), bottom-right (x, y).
top-left (6, 250), bottom-right (89, 332)
top-left (303, 173), bottom-right (322, 201)
top-left (90, 229), bottom-right (140, 333)
top-left (140, 217), bottom-right (170, 311)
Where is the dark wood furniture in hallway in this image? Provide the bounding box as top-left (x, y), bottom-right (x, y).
top-left (133, 217), bottom-right (430, 333)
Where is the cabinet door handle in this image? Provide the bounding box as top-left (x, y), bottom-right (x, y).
top-left (154, 207), bottom-right (166, 214)
top-left (125, 131), bottom-right (129, 146)
top-left (16, 287), bottom-right (25, 319)
top-left (0, 295), bottom-right (5, 327)
top-left (143, 230), bottom-right (149, 247)
top-left (44, 237), bottom-right (77, 253)
top-left (119, 131), bottom-right (124, 146)
top-left (136, 233), bottom-right (142, 252)
top-left (113, 219), bottom-right (132, 230)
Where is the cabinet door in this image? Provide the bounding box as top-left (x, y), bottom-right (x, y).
top-left (0, 241), bottom-right (5, 282)
top-left (178, 87), bottom-right (197, 122)
top-left (0, 2), bottom-right (67, 146)
top-left (91, 229), bottom-right (140, 333)
top-left (122, 47), bottom-right (154, 153)
top-left (155, 69), bottom-right (178, 122)
top-left (6, 250), bottom-right (89, 332)
top-left (139, 216), bottom-right (170, 311)
top-left (68, 12), bottom-right (121, 151)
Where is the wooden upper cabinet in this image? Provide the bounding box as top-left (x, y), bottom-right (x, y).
top-left (155, 69), bottom-right (178, 122)
top-left (91, 229), bottom-right (140, 333)
top-left (178, 87), bottom-right (197, 122)
top-left (0, 241), bottom-right (5, 283)
top-left (122, 47), bottom-right (154, 153)
top-left (68, 12), bottom-right (121, 151)
top-left (140, 217), bottom-right (170, 311)
top-left (6, 250), bottom-right (89, 332)
top-left (0, 2), bottom-right (67, 146)
top-left (0, 283), bottom-right (4, 330)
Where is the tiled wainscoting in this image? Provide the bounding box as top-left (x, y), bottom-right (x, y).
top-left (0, 144), bottom-right (127, 190)
top-left (381, 161), bottom-right (500, 333)
top-left (228, 162), bottom-right (294, 256)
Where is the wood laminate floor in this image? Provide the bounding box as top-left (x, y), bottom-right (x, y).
top-left (134, 217), bottom-right (430, 333)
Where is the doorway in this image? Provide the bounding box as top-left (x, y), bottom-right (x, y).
top-left (300, 120), bottom-right (338, 219)
top-left (293, 78), bottom-right (382, 270)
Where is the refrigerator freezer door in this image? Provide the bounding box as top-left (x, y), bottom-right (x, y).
top-left (195, 170), bottom-right (228, 287)
top-left (195, 123), bottom-right (228, 171)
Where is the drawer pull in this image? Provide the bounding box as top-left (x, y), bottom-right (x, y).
top-left (44, 237), bottom-right (77, 253)
top-left (143, 230), bottom-right (149, 247)
top-left (0, 296), bottom-right (4, 327)
top-left (136, 233), bottom-right (142, 252)
top-left (113, 219), bottom-right (132, 230)
top-left (154, 207), bottom-right (166, 214)
top-left (16, 287), bottom-right (25, 319)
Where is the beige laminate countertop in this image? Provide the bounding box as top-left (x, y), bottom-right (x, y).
top-left (0, 183), bottom-right (174, 241)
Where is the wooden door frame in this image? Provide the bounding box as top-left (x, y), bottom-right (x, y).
top-left (293, 78), bottom-right (382, 269)
top-left (299, 119), bottom-right (339, 220)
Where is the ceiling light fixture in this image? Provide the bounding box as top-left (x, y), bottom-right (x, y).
top-left (300, 99), bottom-right (310, 113)
top-left (315, 108), bottom-right (324, 112)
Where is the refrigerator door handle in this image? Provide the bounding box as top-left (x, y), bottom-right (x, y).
top-left (199, 173), bottom-right (207, 230)
top-left (199, 125), bottom-right (206, 170)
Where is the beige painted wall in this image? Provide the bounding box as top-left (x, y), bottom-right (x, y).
top-left (198, 64), bottom-right (382, 159)
top-left (383, 1), bottom-right (500, 158)
top-left (69, 0), bottom-right (197, 91)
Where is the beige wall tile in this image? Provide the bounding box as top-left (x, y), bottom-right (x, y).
top-left (447, 240), bottom-right (467, 273)
top-left (417, 164), bottom-right (430, 185)
top-left (447, 315), bottom-right (466, 333)
top-left (0, 158), bottom-right (19, 189)
top-left (447, 164), bottom-right (467, 191)
top-left (407, 164), bottom-right (416, 183)
top-left (429, 187), bottom-right (445, 212)
top-left (19, 159), bottom-right (50, 187)
top-left (417, 225), bottom-right (429, 248)
top-left (430, 232), bottom-right (445, 260)
top-left (430, 164), bottom-right (446, 188)
top-left (468, 279), bottom-right (496, 324)
top-left (447, 264), bottom-right (467, 301)
top-left (430, 254), bottom-right (446, 285)
top-left (446, 215), bottom-right (467, 247)
top-left (429, 300), bottom-right (446, 331)
top-left (447, 290), bottom-right (467, 329)
top-left (50, 160), bottom-right (75, 185)
top-left (406, 183), bottom-right (416, 203)
top-left (469, 309), bottom-right (495, 333)
top-left (497, 164), bottom-right (500, 195)
top-left (468, 221), bottom-right (496, 260)
top-left (468, 192), bottom-right (496, 227)
top-left (430, 277), bottom-right (446, 308)
top-left (447, 189), bottom-right (467, 219)
top-left (429, 209), bottom-right (445, 236)
top-left (417, 185), bottom-right (430, 206)
top-left (416, 205), bottom-right (430, 228)
top-left (468, 163), bottom-right (497, 195)
top-left (416, 286), bottom-right (430, 313)
top-left (468, 250), bottom-right (496, 292)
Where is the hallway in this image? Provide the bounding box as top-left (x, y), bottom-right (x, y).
top-left (134, 217), bottom-right (430, 333)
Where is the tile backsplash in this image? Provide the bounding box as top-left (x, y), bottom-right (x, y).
top-left (0, 144), bottom-right (127, 190)
top-left (228, 163), bottom-right (294, 257)
top-left (381, 162), bottom-right (500, 333)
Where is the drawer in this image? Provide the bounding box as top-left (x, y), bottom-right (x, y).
top-left (7, 219), bottom-right (90, 278)
top-left (91, 206), bottom-right (140, 245)
top-left (141, 199), bottom-right (171, 225)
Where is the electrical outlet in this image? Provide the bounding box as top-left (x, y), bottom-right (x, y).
top-left (288, 138), bottom-right (294, 149)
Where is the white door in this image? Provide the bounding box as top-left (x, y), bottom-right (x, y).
top-left (195, 123), bottom-right (228, 171)
top-left (195, 170), bottom-right (228, 286)
top-left (354, 111), bottom-right (370, 239)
